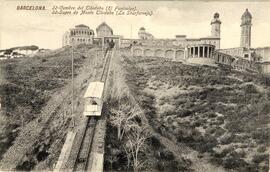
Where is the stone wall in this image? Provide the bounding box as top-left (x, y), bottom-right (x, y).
top-left (131, 46), bottom-right (185, 61)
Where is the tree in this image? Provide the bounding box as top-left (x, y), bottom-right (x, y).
top-left (110, 103), bottom-right (142, 141)
top-left (106, 146), bottom-right (120, 170)
top-left (123, 125), bottom-right (151, 172)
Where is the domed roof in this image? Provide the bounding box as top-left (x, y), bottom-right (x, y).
top-left (96, 22), bottom-right (113, 36)
top-left (139, 27), bottom-right (145, 31)
top-left (211, 12), bottom-right (221, 24)
top-left (214, 12), bottom-right (219, 19)
top-left (241, 9), bottom-right (252, 19)
top-left (75, 24), bottom-right (89, 28)
top-left (96, 22), bottom-right (113, 32)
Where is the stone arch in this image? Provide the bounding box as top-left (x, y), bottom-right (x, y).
top-left (133, 48), bottom-right (143, 56)
top-left (144, 49), bottom-right (153, 57)
top-left (155, 49), bottom-right (164, 57)
top-left (165, 50), bottom-right (174, 59)
top-left (175, 50), bottom-right (184, 60)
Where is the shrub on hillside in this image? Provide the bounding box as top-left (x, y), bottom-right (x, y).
top-left (220, 133), bottom-right (235, 145)
top-left (156, 160), bottom-right (190, 172)
top-left (159, 150), bottom-right (175, 161)
top-left (252, 154), bottom-right (269, 164)
top-left (197, 134), bottom-right (218, 153)
top-left (215, 146), bottom-right (235, 159)
top-left (257, 146), bottom-right (267, 153)
top-left (251, 129), bottom-right (270, 144)
top-left (222, 156), bottom-right (247, 169)
top-left (214, 127), bottom-right (226, 137)
top-left (244, 84), bottom-right (258, 94)
top-left (230, 149), bottom-right (246, 159)
top-left (242, 75), bottom-right (253, 82)
top-left (159, 104), bottom-right (176, 116)
top-left (149, 136), bottom-right (163, 150)
top-left (176, 109), bottom-right (193, 117)
top-left (259, 75), bottom-right (270, 86)
top-left (184, 100), bottom-right (194, 109)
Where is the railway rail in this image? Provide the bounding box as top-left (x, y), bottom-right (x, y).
top-left (54, 48), bottom-right (114, 172)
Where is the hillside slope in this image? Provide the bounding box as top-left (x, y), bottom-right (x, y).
top-left (120, 54), bottom-right (270, 171)
top-left (0, 44), bottom-right (103, 170)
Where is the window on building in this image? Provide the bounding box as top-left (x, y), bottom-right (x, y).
top-left (199, 46), bottom-right (203, 57)
top-left (195, 47), bottom-right (198, 57)
top-left (205, 47), bottom-right (208, 57)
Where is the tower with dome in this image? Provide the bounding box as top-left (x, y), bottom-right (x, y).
top-left (211, 12), bottom-right (222, 38)
top-left (240, 9), bottom-right (252, 48)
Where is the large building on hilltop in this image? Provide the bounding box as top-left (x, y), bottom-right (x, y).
top-left (95, 22), bottom-right (122, 48)
top-left (62, 24), bottom-right (94, 47)
top-left (138, 27), bottom-right (154, 40)
top-left (255, 47), bottom-right (270, 73)
top-left (125, 9), bottom-right (269, 73)
top-left (62, 22), bottom-right (122, 48)
top-left (96, 22), bottom-right (113, 37)
top-left (121, 12), bottom-right (222, 64)
top-left (215, 9), bottom-right (270, 73)
top-left (61, 9), bottom-right (270, 74)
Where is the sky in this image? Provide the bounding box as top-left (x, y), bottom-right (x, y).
top-left (0, 1), bottom-right (270, 50)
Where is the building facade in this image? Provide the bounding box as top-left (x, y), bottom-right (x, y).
top-left (95, 22), bottom-right (123, 48)
top-left (255, 47), bottom-right (270, 73)
top-left (62, 24), bottom-right (94, 47)
top-left (186, 44), bottom-right (216, 65)
top-left (138, 27), bottom-right (154, 40)
top-left (60, 10), bottom-right (270, 74)
top-left (96, 22), bottom-right (113, 37)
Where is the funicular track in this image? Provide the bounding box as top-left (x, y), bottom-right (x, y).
top-left (55, 48), bottom-right (113, 172)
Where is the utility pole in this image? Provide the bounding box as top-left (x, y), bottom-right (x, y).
top-left (131, 24), bottom-right (133, 58)
top-left (131, 24), bottom-right (133, 39)
top-left (71, 45), bottom-right (75, 128)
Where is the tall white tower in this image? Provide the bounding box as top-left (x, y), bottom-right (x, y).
top-left (240, 9), bottom-right (252, 48)
top-left (211, 13), bottom-right (221, 38)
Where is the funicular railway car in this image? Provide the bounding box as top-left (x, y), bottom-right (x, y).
top-left (83, 81), bottom-right (104, 116)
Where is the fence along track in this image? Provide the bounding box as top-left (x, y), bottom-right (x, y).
top-left (55, 48), bottom-right (113, 172)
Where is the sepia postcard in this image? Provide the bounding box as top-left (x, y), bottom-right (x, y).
top-left (0, 0), bottom-right (269, 171)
